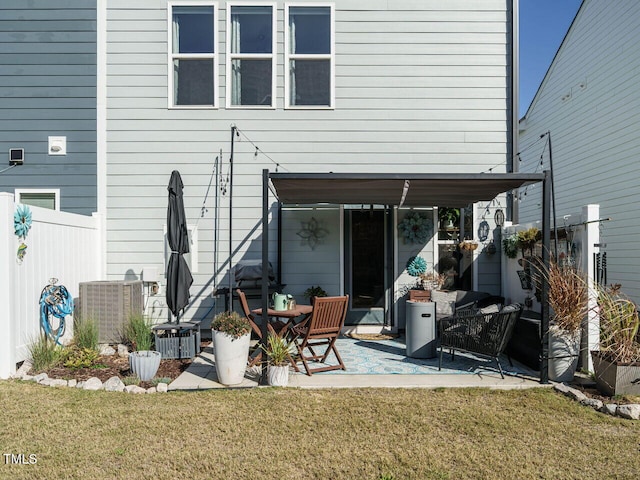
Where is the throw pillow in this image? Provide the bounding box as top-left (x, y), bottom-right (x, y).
top-left (431, 290), bottom-right (457, 319)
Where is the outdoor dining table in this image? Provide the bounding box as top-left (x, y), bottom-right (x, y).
top-left (251, 304), bottom-right (313, 336)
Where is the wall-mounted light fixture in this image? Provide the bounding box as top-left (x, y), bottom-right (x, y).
top-left (9, 148), bottom-right (24, 165)
top-left (494, 208), bottom-right (505, 227)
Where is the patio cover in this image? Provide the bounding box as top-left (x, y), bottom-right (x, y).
top-left (260, 170), bottom-right (552, 384)
top-left (268, 172), bottom-right (545, 208)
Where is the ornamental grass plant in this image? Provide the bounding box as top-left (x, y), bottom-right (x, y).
top-left (27, 334), bottom-right (64, 372)
top-left (596, 284), bottom-right (640, 364)
top-left (546, 260), bottom-right (589, 332)
top-left (259, 332), bottom-right (294, 366)
top-left (124, 314), bottom-right (154, 351)
top-left (73, 316), bottom-right (99, 352)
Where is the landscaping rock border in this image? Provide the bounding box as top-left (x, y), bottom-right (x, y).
top-left (554, 383), bottom-right (640, 420)
top-left (9, 360), bottom-right (169, 394)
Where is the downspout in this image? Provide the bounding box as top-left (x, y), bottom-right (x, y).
top-left (96, 0), bottom-right (107, 279)
top-left (508, 0), bottom-right (519, 221)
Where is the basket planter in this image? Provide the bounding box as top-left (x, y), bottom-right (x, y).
top-left (591, 351), bottom-right (640, 396)
top-left (213, 330), bottom-right (250, 385)
top-left (129, 350), bottom-right (161, 382)
top-left (267, 365), bottom-right (289, 387)
top-left (548, 326), bottom-right (580, 382)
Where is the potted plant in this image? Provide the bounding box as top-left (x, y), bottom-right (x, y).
top-left (591, 284), bottom-right (640, 396)
top-left (212, 311), bottom-right (251, 385)
top-left (303, 285), bottom-right (327, 301)
top-left (260, 332), bottom-right (294, 387)
top-left (438, 207), bottom-right (459, 230)
top-left (125, 314), bottom-right (161, 382)
top-left (546, 261), bottom-right (588, 382)
top-left (516, 227), bottom-right (541, 257)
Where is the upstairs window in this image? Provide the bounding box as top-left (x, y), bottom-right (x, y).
top-left (285, 4), bottom-right (334, 108)
top-left (169, 2), bottom-right (218, 108)
top-left (226, 3), bottom-right (276, 108)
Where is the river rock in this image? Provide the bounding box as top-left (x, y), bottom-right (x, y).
top-left (156, 383), bottom-right (168, 393)
top-left (616, 404), bottom-right (640, 420)
top-left (104, 376), bottom-right (125, 392)
top-left (83, 377), bottom-right (103, 391)
top-left (99, 344), bottom-right (116, 356)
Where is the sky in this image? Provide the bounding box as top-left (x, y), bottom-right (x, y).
top-left (519, 0), bottom-right (583, 115)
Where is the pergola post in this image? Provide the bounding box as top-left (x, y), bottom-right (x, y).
top-left (540, 170), bottom-right (551, 384)
top-left (261, 169), bottom-right (270, 385)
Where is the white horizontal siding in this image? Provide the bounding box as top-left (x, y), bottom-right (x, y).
top-left (518, 0), bottom-right (640, 303)
top-left (105, 0), bottom-right (513, 322)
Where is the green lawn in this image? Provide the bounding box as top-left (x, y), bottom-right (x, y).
top-left (0, 382), bottom-right (638, 479)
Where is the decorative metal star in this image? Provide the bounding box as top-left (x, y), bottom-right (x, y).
top-left (297, 217), bottom-right (328, 250)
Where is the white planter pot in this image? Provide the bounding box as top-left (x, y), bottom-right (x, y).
top-left (267, 365), bottom-right (289, 387)
top-left (213, 330), bottom-right (250, 385)
top-left (548, 326), bottom-right (580, 382)
top-left (129, 350), bottom-right (161, 382)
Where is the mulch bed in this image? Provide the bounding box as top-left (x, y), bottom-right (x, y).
top-left (38, 350), bottom-right (196, 390)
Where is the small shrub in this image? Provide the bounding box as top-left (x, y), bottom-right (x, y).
top-left (62, 346), bottom-right (99, 369)
top-left (73, 316), bottom-right (99, 351)
top-left (124, 314), bottom-right (153, 351)
top-left (28, 334), bottom-right (64, 372)
top-left (122, 375), bottom-right (140, 386)
top-left (151, 377), bottom-right (172, 387)
top-left (212, 311), bottom-right (250, 339)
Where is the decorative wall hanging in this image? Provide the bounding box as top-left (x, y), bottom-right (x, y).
top-left (477, 220), bottom-right (490, 242)
top-left (14, 204), bottom-right (32, 239)
top-left (398, 211), bottom-right (433, 244)
top-left (297, 217), bottom-right (328, 250)
top-left (406, 256), bottom-right (427, 277)
top-left (14, 204), bottom-right (32, 264)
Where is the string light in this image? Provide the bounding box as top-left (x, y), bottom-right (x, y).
top-left (235, 127), bottom-right (290, 172)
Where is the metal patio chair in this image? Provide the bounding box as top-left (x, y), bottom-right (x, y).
top-left (438, 304), bottom-right (522, 378)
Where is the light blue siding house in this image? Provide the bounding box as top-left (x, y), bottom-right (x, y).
top-left (518, 0), bottom-right (640, 305)
top-left (2, 1), bottom-right (522, 331)
top-left (100, 0), bottom-right (520, 329)
top-left (0, 0), bottom-right (97, 215)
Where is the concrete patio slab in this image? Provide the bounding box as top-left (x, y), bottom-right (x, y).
top-left (169, 343), bottom-right (545, 391)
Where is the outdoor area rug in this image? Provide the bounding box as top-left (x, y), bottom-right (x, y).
top-left (301, 336), bottom-right (537, 377)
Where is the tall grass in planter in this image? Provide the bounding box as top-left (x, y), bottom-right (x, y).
top-left (124, 314), bottom-right (160, 382)
top-left (260, 332), bottom-right (294, 386)
top-left (545, 260), bottom-right (589, 382)
top-left (591, 285), bottom-right (640, 395)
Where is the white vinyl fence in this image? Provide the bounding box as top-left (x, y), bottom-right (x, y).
top-left (0, 193), bottom-right (102, 378)
top-left (501, 204), bottom-right (601, 371)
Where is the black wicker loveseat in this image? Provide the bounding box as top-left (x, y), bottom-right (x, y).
top-left (438, 304), bottom-right (523, 378)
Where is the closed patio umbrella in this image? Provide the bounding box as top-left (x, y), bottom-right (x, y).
top-left (166, 170), bottom-right (193, 322)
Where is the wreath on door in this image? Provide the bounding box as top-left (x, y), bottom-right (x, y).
top-left (398, 211), bottom-right (433, 244)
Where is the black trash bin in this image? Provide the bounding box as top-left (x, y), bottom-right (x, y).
top-left (405, 300), bottom-right (437, 358)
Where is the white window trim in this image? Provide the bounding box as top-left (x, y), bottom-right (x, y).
top-left (284, 2), bottom-right (335, 110)
top-left (167, 1), bottom-right (219, 110)
top-left (225, 2), bottom-right (277, 109)
top-left (14, 188), bottom-right (60, 211)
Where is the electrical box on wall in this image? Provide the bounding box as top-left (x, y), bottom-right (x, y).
top-left (9, 148), bottom-right (24, 165)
